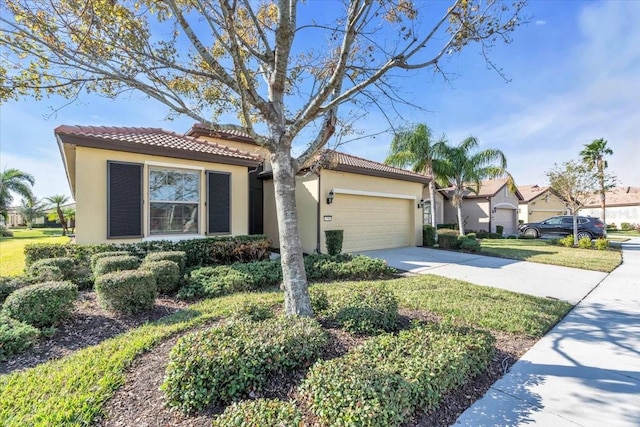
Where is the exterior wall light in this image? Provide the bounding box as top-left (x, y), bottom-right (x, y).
top-left (417, 199), bottom-right (426, 209)
top-left (327, 190), bottom-right (335, 205)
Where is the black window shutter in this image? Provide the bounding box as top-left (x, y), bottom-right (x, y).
top-left (108, 161), bottom-right (143, 238)
top-left (207, 171), bottom-right (231, 234)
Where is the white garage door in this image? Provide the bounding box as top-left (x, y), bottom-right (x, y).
top-left (330, 195), bottom-right (412, 252)
top-left (494, 208), bottom-right (516, 235)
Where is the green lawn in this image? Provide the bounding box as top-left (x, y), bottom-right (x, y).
top-left (0, 277), bottom-right (571, 426)
top-left (0, 228), bottom-right (70, 276)
top-left (607, 230), bottom-right (640, 237)
top-left (479, 239), bottom-right (622, 272)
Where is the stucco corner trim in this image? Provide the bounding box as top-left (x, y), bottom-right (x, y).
top-left (331, 188), bottom-right (417, 200)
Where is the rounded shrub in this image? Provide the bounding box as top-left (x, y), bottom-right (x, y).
top-left (212, 399), bottom-right (303, 427)
top-left (331, 286), bottom-right (399, 335)
top-left (140, 260), bottom-right (181, 293)
top-left (0, 314), bottom-right (40, 361)
top-left (309, 287), bottom-right (330, 314)
top-left (2, 281), bottom-right (78, 328)
top-left (559, 235), bottom-right (575, 247)
top-left (422, 225), bottom-right (436, 247)
top-left (144, 251), bottom-right (187, 272)
top-left (178, 265), bottom-right (253, 300)
top-left (230, 302), bottom-right (274, 322)
top-left (93, 255), bottom-right (140, 276)
top-left (0, 276), bottom-right (35, 304)
top-left (458, 236), bottom-right (480, 253)
top-left (162, 316), bottom-right (328, 413)
top-left (28, 257), bottom-right (75, 281)
top-left (94, 270), bottom-right (156, 314)
top-left (325, 229), bottom-right (344, 255)
top-left (578, 237), bottom-right (593, 249)
top-left (90, 251), bottom-right (130, 271)
top-left (595, 238), bottom-right (609, 251)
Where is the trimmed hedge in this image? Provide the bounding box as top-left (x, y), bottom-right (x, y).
top-left (595, 238), bottom-right (609, 250)
top-left (28, 257), bottom-right (76, 281)
top-left (140, 260), bottom-right (181, 293)
top-left (304, 254), bottom-right (396, 281)
top-left (2, 281), bottom-right (78, 328)
top-left (93, 255), bottom-right (141, 276)
top-left (212, 399), bottom-right (303, 427)
top-left (24, 235), bottom-right (271, 269)
top-left (300, 323), bottom-right (495, 426)
top-left (94, 270), bottom-right (157, 314)
top-left (458, 236), bottom-right (480, 253)
top-left (143, 251), bottom-right (186, 272)
top-left (578, 237), bottom-right (592, 249)
top-left (325, 230), bottom-right (344, 255)
top-left (162, 316), bottom-right (328, 413)
top-left (0, 276), bottom-right (34, 304)
top-left (437, 230), bottom-right (460, 249)
top-left (230, 302), bottom-right (274, 323)
top-left (90, 251), bottom-right (130, 270)
top-left (329, 286), bottom-right (399, 335)
top-left (422, 225), bottom-right (436, 247)
top-left (0, 314), bottom-right (40, 361)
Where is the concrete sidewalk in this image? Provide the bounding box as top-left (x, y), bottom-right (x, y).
top-left (359, 246), bottom-right (608, 304)
top-left (453, 238), bottom-right (640, 426)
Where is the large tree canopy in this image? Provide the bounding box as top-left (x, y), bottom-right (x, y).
top-left (1, 0), bottom-right (526, 315)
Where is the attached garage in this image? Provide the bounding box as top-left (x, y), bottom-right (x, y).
top-left (493, 205), bottom-right (517, 235)
top-left (329, 192), bottom-right (413, 252)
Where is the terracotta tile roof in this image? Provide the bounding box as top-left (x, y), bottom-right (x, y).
top-left (55, 125), bottom-right (262, 166)
top-left (584, 187), bottom-right (640, 207)
top-left (185, 123), bottom-right (255, 143)
top-left (321, 150), bottom-right (429, 184)
top-left (518, 184), bottom-right (551, 202)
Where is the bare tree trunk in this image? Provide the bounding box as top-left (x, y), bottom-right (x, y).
top-left (456, 202), bottom-right (464, 236)
top-left (270, 148), bottom-right (312, 316)
top-left (572, 213), bottom-right (579, 246)
top-left (57, 207), bottom-right (68, 236)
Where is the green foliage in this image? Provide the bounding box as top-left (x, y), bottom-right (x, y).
top-left (496, 225), bottom-right (504, 235)
top-left (24, 235), bottom-right (271, 269)
top-left (140, 260), bottom-right (181, 293)
top-left (304, 254), bottom-right (395, 282)
top-left (93, 255), bottom-right (141, 276)
top-left (28, 257), bottom-right (75, 280)
top-left (465, 232), bottom-right (477, 240)
top-left (90, 251), bottom-right (130, 270)
top-left (620, 222), bottom-right (633, 231)
top-left (595, 238), bottom-right (609, 251)
top-left (437, 231), bottom-right (460, 249)
top-left (143, 251), bottom-right (186, 272)
top-left (212, 399), bottom-right (303, 427)
top-left (0, 276), bottom-right (34, 304)
top-left (300, 323), bottom-right (494, 427)
top-left (0, 314), bottom-right (40, 361)
top-left (578, 237), bottom-right (593, 249)
top-left (436, 224), bottom-right (458, 230)
top-left (162, 316), bottom-right (328, 413)
top-left (94, 270), bottom-right (157, 314)
top-left (178, 265), bottom-right (253, 300)
top-left (422, 225), bottom-right (436, 247)
top-left (558, 235), bottom-right (575, 247)
top-left (329, 286), bottom-right (399, 335)
top-left (230, 302), bottom-right (274, 323)
top-left (2, 281), bottom-right (78, 328)
top-left (607, 223), bottom-right (617, 231)
top-left (458, 236), bottom-right (480, 253)
top-left (325, 229), bottom-right (344, 255)
top-left (309, 287), bottom-right (330, 314)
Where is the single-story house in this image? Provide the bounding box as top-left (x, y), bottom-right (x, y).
top-left (580, 187), bottom-right (640, 226)
top-left (517, 184), bottom-right (568, 224)
top-left (56, 124), bottom-right (429, 253)
top-left (442, 178), bottom-right (523, 235)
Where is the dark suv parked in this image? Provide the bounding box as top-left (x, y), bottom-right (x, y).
top-left (519, 215), bottom-right (606, 240)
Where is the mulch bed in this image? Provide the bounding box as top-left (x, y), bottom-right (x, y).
top-left (1, 292), bottom-right (536, 426)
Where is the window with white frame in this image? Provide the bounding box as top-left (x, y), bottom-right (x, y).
top-left (148, 168), bottom-right (200, 235)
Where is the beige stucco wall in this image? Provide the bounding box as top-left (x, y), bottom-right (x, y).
top-left (519, 191), bottom-right (567, 223)
top-left (73, 146), bottom-right (250, 244)
top-left (443, 198), bottom-right (490, 232)
top-left (262, 174), bottom-right (319, 253)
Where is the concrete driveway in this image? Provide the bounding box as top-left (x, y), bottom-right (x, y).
top-left (358, 246), bottom-right (608, 304)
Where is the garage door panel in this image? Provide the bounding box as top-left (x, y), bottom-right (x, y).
top-left (330, 195), bottom-right (412, 252)
top-left (494, 208), bottom-right (516, 235)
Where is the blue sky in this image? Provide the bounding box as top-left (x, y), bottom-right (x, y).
top-left (1, 0), bottom-right (638, 202)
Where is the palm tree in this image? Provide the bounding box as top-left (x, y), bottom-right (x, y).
top-left (580, 138), bottom-right (614, 224)
top-left (434, 136), bottom-right (512, 236)
top-left (45, 194), bottom-right (70, 236)
top-left (0, 168), bottom-right (35, 221)
top-left (385, 124), bottom-right (447, 237)
top-left (17, 197), bottom-right (50, 229)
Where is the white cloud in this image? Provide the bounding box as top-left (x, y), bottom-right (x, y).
top-left (535, 20), bottom-right (546, 26)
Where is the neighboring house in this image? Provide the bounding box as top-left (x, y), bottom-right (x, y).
top-left (581, 187), bottom-right (640, 226)
top-left (517, 185), bottom-right (568, 224)
top-left (442, 178), bottom-right (523, 235)
top-left (4, 203), bottom-right (75, 227)
top-left (56, 124), bottom-right (428, 253)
